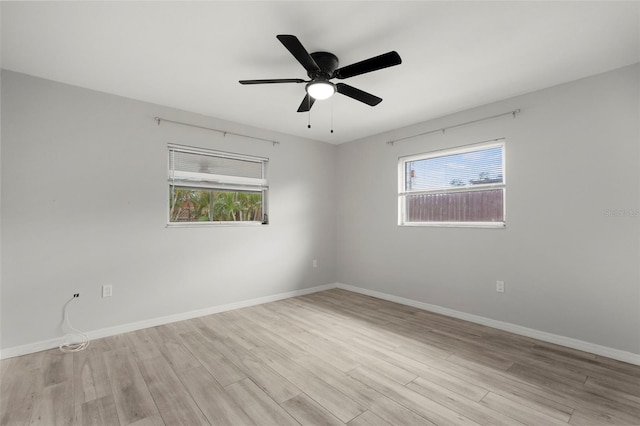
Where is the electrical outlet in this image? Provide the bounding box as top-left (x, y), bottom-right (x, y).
top-left (102, 285), bottom-right (113, 298)
top-left (312, 259), bottom-right (318, 268)
top-left (496, 280), bottom-right (505, 293)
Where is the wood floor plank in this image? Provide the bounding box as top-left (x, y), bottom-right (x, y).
top-left (508, 361), bottom-right (587, 387)
top-left (531, 342), bottom-right (598, 363)
top-left (0, 361), bottom-right (42, 426)
top-left (569, 407), bottom-right (640, 426)
top-left (178, 366), bottom-right (254, 426)
top-left (250, 306), bottom-right (362, 373)
top-left (283, 323), bottom-right (415, 387)
top-left (96, 334), bottom-right (130, 352)
top-left (484, 384), bottom-right (573, 423)
top-left (585, 372), bottom-right (640, 398)
top-left (251, 346), bottom-right (366, 423)
top-left (584, 376), bottom-right (640, 407)
top-left (197, 313), bottom-right (259, 351)
top-left (73, 346), bottom-right (113, 405)
top-left (102, 347), bottom-right (159, 425)
top-left (28, 381), bottom-right (74, 425)
top-left (180, 331), bottom-right (246, 387)
top-left (128, 414), bottom-right (165, 426)
top-left (75, 395), bottom-right (120, 426)
top-left (593, 355), bottom-right (640, 378)
top-left (212, 310), bottom-right (273, 350)
top-left (224, 378), bottom-right (299, 426)
top-left (347, 335), bottom-right (488, 401)
top-left (2, 351), bottom-right (44, 376)
top-left (445, 353), bottom-right (577, 418)
top-left (406, 376), bottom-right (526, 426)
top-left (367, 395), bottom-right (438, 426)
top-left (195, 329), bottom-right (301, 404)
top-left (401, 358), bottom-right (489, 402)
top-left (230, 309), bottom-right (314, 360)
top-left (287, 351), bottom-right (435, 426)
top-left (125, 329), bottom-right (163, 362)
top-left (287, 352), bottom-right (381, 408)
top-left (348, 366), bottom-right (480, 426)
top-left (145, 325), bottom-right (201, 374)
top-left (40, 350), bottom-right (73, 387)
top-left (348, 410), bottom-right (391, 426)
top-left (137, 356), bottom-right (208, 425)
top-left (479, 391), bottom-right (569, 426)
top-left (281, 393), bottom-right (345, 426)
top-left (507, 361), bottom-right (640, 417)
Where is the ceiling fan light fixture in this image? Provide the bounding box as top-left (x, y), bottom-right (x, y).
top-left (306, 80), bottom-right (335, 100)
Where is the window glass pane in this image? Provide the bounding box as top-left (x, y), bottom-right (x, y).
top-left (404, 189), bottom-right (504, 223)
top-left (170, 187), bottom-right (263, 222)
top-left (399, 141), bottom-right (506, 227)
top-left (406, 146), bottom-right (503, 191)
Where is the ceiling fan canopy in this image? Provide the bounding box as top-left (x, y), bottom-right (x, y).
top-left (239, 34), bottom-right (402, 112)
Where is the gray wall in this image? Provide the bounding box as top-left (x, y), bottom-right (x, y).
top-left (1, 70), bottom-right (337, 350)
top-left (337, 64), bottom-right (640, 355)
top-left (2, 64), bottom-right (639, 357)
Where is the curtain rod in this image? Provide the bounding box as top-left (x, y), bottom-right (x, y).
top-left (387, 109), bottom-right (520, 146)
top-left (154, 117), bottom-right (280, 146)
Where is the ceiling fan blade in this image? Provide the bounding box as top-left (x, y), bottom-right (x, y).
top-left (336, 83), bottom-right (382, 106)
top-left (239, 78), bottom-right (306, 85)
top-left (297, 94), bottom-right (316, 112)
top-left (277, 35), bottom-right (321, 73)
top-left (334, 51), bottom-right (402, 79)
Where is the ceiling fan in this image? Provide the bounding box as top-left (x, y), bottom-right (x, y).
top-left (239, 35), bottom-right (402, 112)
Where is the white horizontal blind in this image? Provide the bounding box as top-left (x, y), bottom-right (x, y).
top-left (403, 143), bottom-right (503, 193)
top-left (171, 150), bottom-right (262, 179)
top-left (168, 145), bottom-right (267, 191)
top-left (399, 140), bottom-right (505, 227)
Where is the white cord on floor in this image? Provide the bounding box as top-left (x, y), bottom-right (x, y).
top-left (59, 296), bottom-right (90, 353)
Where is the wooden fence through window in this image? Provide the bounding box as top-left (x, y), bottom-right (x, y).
top-left (406, 189), bottom-right (504, 222)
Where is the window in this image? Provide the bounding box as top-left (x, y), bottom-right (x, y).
top-left (168, 144), bottom-right (268, 225)
top-left (398, 140), bottom-right (505, 227)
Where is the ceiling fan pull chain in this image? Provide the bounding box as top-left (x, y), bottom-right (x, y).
top-left (307, 98), bottom-right (312, 128)
top-left (330, 97), bottom-right (334, 134)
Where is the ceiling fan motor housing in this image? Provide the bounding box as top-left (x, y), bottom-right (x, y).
top-left (309, 52), bottom-right (339, 79)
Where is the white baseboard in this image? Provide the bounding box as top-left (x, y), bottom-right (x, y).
top-left (0, 283), bottom-right (337, 360)
top-left (4, 282), bottom-right (638, 366)
top-left (336, 283), bottom-right (640, 366)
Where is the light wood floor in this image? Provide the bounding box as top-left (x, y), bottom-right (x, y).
top-left (1, 289), bottom-right (640, 425)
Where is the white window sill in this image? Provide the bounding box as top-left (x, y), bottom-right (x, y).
top-left (166, 221), bottom-right (266, 228)
top-left (399, 221), bottom-right (506, 228)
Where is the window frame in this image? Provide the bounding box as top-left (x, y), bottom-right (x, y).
top-left (398, 140), bottom-right (506, 228)
top-left (167, 144), bottom-right (269, 227)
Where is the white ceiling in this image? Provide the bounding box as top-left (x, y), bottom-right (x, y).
top-left (2, 1), bottom-right (639, 144)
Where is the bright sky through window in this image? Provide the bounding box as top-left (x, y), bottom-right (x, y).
top-left (406, 146), bottom-right (503, 191)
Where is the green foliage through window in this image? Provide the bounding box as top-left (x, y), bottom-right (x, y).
top-left (170, 188), bottom-right (263, 222)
